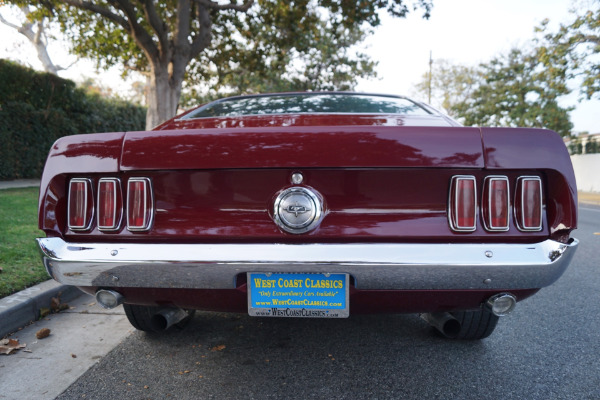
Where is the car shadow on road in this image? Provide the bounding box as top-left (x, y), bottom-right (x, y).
top-left (59, 312), bottom-right (500, 399)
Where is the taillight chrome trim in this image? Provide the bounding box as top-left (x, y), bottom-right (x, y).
top-left (126, 177), bottom-right (154, 232)
top-left (516, 176), bottom-right (543, 232)
top-left (67, 178), bottom-right (94, 231)
top-left (448, 175), bottom-right (477, 232)
top-left (97, 178), bottom-right (122, 231)
top-left (483, 176), bottom-right (510, 232)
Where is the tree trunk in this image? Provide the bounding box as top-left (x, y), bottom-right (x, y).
top-left (146, 62), bottom-right (184, 130)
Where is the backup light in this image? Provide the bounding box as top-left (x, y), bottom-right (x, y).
top-left (68, 178), bottom-right (93, 231)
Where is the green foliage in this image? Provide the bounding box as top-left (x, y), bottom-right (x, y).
top-left (536, 1), bottom-right (600, 100)
top-left (460, 48), bottom-right (573, 136)
top-left (0, 187), bottom-right (46, 299)
top-left (585, 138), bottom-right (599, 154)
top-left (413, 60), bottom-right (480, 118)
top-left (414, 49), bottom-right (573, 137)
top-left (4, 0), bottom-right (433, 125)
top-left (568, 138), bottom-right (583, 155)
top-left (183, 1), bottom-right (380, 104)
top-left (0, 59), bottom-right (146, 179)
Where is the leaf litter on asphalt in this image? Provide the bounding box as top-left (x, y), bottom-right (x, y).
top-left (0, 338), bottom-right (26, 355)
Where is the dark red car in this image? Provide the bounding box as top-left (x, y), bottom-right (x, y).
top-left (37, 92), bottom-right (578, 339)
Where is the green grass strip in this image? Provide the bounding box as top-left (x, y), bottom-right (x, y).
top-left (0, 187), bottom-right (47, 298)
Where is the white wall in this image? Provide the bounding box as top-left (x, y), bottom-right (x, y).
top-left (571, 154), bottom-right (600, 193)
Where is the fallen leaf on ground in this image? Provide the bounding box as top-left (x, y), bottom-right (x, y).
top-left (210, 345), bottom-right (226, 352)
top-left (50, 297), bottom-right (60, 311)
top-left (36, 328), bottom-right (51, 339)
top-left (0, 339), bottom-right (26, 355)
top-left (39, 308), bottom-right (50, 318)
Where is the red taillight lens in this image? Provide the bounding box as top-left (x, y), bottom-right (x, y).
top-left (518, 177), bottom-right (542, 231)
top-left (127, 178), bottom-right (153, 231)
top-left (68, 179), bottom-right (93, 230)
top-left (449, 176), bottom-right (477, 232)
top-left (98, 178), bottom-right (122, 230)
top-left (484, 176), bottom-right (510, 231)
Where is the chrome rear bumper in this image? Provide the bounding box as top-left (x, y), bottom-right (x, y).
top-left (37, 237), bottom-right (578, 291)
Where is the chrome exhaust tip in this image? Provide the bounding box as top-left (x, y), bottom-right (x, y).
top-left (95, 289), bottom-right (124, 309)
top-left (150, 308), bottom-right (189, 331)
top-left (420, 312), bottom-right (461, 338)
top-left (486, 293), bottom-right (517, 317)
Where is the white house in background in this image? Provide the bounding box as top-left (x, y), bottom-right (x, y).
top-left (564, 132), bottom-right (600, 155)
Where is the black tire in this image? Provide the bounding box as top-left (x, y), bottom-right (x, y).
top-left (123, 304), bottom-right (195, 332)
top-left (450, 308), bottom-right (499, 340)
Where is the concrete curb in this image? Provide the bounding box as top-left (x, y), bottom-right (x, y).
top-left (0, 280), bottom-right (82, 338)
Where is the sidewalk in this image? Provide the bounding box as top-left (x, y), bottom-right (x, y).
top-left (578, 191), bottom-right (600, 206)
top-left (0, 179), bottom-right (40, 190)
top-left (0, 280), bottom-right (81, 338)
top-left (0, 294), bottom-right (132, 400)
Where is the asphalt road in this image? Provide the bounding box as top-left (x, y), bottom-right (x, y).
top-left (55, 206), bottom-right (600, 400)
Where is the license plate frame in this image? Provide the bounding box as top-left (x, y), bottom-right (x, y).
top-left (247, 272), bottom-right (349, 318)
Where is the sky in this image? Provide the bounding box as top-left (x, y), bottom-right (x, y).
top-left (0, 0), bottom-right (598, 133)
top-left (355, 0), bottom-right (600, 133)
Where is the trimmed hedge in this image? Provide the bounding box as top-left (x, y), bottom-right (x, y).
top-left (0, 59), bottom-right (146, 180)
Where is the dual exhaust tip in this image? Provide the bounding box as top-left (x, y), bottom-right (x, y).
top-left (421, 293), bottom-right (517, 338)
top-left (95, 289), bottom-right (188, 331)
top-left (96, 289), bottom-right (516, 336)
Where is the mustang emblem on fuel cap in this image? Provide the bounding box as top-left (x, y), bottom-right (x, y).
top-left (273, 187), bottom-right (323, 234)
top-left (286, 201), bottom-right (311, 217)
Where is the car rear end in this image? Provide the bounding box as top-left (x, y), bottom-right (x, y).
top-left (37, 93), bottom-right (578, 338)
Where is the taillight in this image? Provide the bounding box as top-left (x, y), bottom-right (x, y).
top-left (483, 176), bottom-right (510, 231)
top-left (97, 178), bottom-right (122, 231)
top-left (68, 178), bottom-right (93, 231)
top-left (516, 176), bottom-right (542, 231)
top-left (449, 176), bottom-right (477, 232)
top-left (127, 178), bottom-right (153, 231)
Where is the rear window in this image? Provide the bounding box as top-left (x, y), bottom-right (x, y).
top-left (184, 93), bottom-right (432, 119)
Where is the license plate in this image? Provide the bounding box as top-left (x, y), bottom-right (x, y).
top-left (247, 273), bottom-right (349, 318)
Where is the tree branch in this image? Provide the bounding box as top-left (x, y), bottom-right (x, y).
top-left (142, 0), bottom-right (169, 54)
top-left (124, 64), bottom-right (151, 76)
top-left (195, 0), bottom-right (254, 12)
top-left (174, 0), bottom-right (191, 50)
top-left (576, 34), bottom-right (600, 45)
top-left (63, 0), bottom-right (130, 31)
top-left (0, 13), bottom-right (21, 31)
top-left (111, 0), bottom-right (163, 64)
top-left (189, 2), bottom-right (212, 60)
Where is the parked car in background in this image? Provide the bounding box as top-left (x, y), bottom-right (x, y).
top-left (37, 92), bottom-right (578, 339)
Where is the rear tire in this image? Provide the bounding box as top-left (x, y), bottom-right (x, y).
top-left (123, 304), bottom-right (195, 332)
top-left (450, 308), bottom-right (499, 340)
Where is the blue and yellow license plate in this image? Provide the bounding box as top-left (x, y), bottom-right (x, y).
top-left (247, 273), bottom-right (349, 318)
